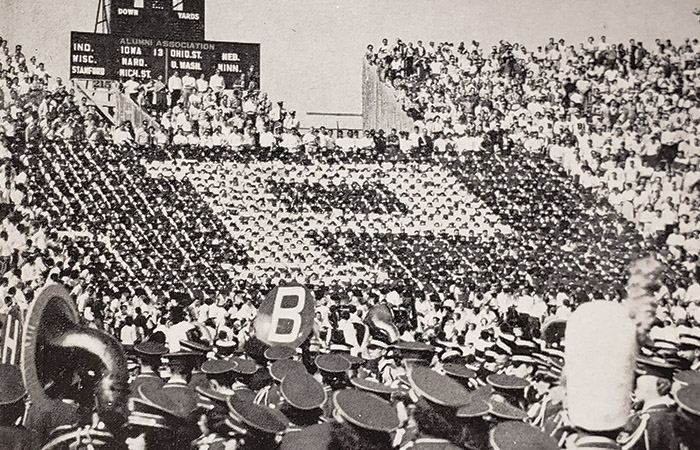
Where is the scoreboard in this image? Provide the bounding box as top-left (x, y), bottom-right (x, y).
top-left (70, 1), bottom-right (260, 88)
top-left (71, 32), bottom-right (260, 87)
top-left (110, 0), bottom-right (205, 41)
top-left (70, 32), bottom-right (115, 79)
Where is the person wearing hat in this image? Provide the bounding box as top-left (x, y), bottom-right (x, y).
top-left (361, 338), bottom-right (390, 377)
top-left (130, 341), bottom-right (167, 398)
top-left (224, 394), bottom-right (288, 450)
top-left (489, 421), bottom-right (559, 450)
top-left (163, 351), bottom-right (200, 386)
top-left (0, 364), bottom-right (40, 450)
top-left (677, 332), bottom-right (700, 371)
top-left (131, 383), bottom-right (202, 449)
top-left (160, 349), bottom-right (208, 430)
top-left (674, 384), bottom-right (700, 450)
top-left (380, 341), bottom-right (433, 386)
top-left (314, 353), bottom-right (353, 418)
top-left (199, 359), bottom-right (239, 396)
top-left (393, 341), bottom-right (435, 367)
top-left (122, 407), bottom-right (172, 450)
top-left (486, 373), bottom-right (531, 411)
top-left (241, 338), bottom-right (277, 390)
top-left (403, 365), bottom-right (488, 450)
top-left (441, 362), bottom-right (479, 390)
top-left (279, 371), bottom-right (327, 428)
top-left (673, 370), bottom-right (700, 393)
top-left (617, 357), bottom-right (680, 450)
top-left (264, 345), bottom-right (297, 363)
top-left (180, 339), bottom-right (213, 390)
top-left (193, 359), bottom-right (241, 449)
top-left (226, 357), bottom-right (260, 389)
top-left (341, 353), bottom-right (367, 376)
top-left (215, 339), bottom-right (239, 359)
top-left (255, 358), bottom-right (307, 408)
top-left (300, 334), bottom-right (324, 374)
top-left (350, 376), bottom-right (398, 402)
top-left (280, 389), bottom-right (399, 450)
top-left (315, 353), bottom-right (352, 391)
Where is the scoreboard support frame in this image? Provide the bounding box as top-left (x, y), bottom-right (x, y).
top-left (94, 0), bottom-right (111, 34)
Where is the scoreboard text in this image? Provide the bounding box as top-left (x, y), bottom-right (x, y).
top-left (110, 0), bottom-right (205, 41)
top-left (71, 32), bottom-right (260, 87)
top-left (70, 32), bottom-right (115, 78)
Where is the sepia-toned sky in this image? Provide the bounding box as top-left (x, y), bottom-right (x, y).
top-left (1, 0), bottom-right (698, 122)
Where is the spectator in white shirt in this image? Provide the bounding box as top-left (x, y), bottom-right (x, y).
top-left (195, 73), bottom-right (209, 93)
top-left (120, 316), bottom-right (138, 346)
top-left (209, 69), bottom-right (225, 96)
top-left (259, 125), bottom-right (276, 149)
top-left (181, 72), bottom-right (196, 104)
top-left (123, 76), bottom-right (140, 103)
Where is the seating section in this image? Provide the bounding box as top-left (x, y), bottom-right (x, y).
top-left (2, 35), bottom-right (698, 325)
top-left (365, 37), bottom-right (700, 303)
top-left (20, 142), bottom-right (250, 300)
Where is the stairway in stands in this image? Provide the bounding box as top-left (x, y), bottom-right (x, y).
top-left (71, 79), bottom-right (158, 127)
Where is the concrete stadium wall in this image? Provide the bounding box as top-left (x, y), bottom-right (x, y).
top-left (362, 60), bottom-right (415, 133)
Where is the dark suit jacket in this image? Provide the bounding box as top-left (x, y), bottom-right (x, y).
top-left (622, 403), bottom-right (680, 450)
top-left (0, 426), bottom-right (40, 450)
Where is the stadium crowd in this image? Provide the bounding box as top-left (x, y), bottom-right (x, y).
top-left (0, 28), bottom-right (699, 450)
top-left (367, 36), bottom-right (700, 299)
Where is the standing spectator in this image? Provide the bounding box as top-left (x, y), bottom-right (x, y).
top-left (150, 75), bottom-right (167, 113)
top-left (195, 73), bottom-right (208, 94)
top-left (123, 76), bottom-right (140, 103)
top-left (209, 68), bottom-right (225, 99)
top-left (167, 70), bottom-right (182, 106)
top-left (181, 71), bottom-right (196, 105)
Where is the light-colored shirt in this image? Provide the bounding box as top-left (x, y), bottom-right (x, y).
top-left (168, 75), bottom-right (183, 91)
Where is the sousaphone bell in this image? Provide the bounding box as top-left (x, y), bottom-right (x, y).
top-left (21, 284), bottom-right (129, 429)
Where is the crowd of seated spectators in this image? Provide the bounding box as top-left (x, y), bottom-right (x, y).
top-left (366, 36), bottom-right (700, 329)
top-left (1, 30), bottom-right (700, 450)
top-left (1, 30), bottom-right (699, 363)
top-left (1, 37), bottom-right (91, 319)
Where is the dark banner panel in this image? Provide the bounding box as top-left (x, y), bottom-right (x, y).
top-left (110, 0), bottom-right (205, 41)
top-left (70, 32), bottom-right (261, 87)
top-left (70, 32), bottom-right (117, 79)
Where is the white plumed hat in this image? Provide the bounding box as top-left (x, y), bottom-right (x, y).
top-left (565, 301), bottom-right (637, 431)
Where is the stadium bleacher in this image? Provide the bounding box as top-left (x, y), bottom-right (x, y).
top-left (2, 33), bottom-right (699, 329)
top-left (1, 30), bottom-right (700, 450)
